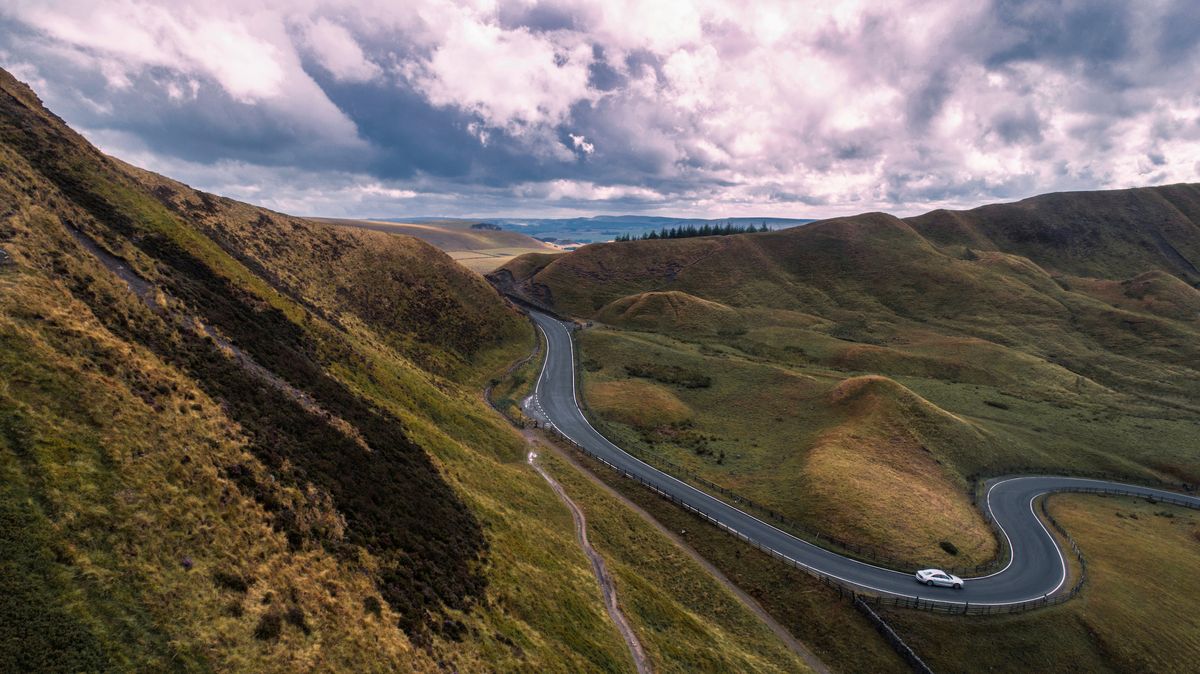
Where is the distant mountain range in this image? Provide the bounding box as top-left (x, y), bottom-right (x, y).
top-left (380, 215), bottom-right (815, 243)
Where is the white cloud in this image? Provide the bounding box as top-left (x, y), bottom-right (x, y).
top-left (2, 0), bottom-right (365, 148)
top-left (569, 133), bottom-right (594, 154)
top-left (301, 17), bottom-right (380, 82)
top-left (3, 0), bottom-right (1198, 218)
top-left (404, 11), bottom-right (594, 133)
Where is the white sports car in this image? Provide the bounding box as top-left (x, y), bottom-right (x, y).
top-left (915, 568), bottom-right (963, 589)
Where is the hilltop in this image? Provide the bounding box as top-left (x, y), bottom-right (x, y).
top-left (312, 217), bottom-right (558, 273)
top-left (908, 186), bottom-right (1200, 284)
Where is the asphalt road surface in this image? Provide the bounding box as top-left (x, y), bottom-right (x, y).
top-left (525, 310), bottom-right (1200, 607)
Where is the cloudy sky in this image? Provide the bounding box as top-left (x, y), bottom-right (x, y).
top-left (2, 0), bottom-right (1199, 219)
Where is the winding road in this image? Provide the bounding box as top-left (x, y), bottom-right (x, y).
top-left (524, 310), bottom-right (1200, 608)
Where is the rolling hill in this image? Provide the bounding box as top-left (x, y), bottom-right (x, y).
top-left (313, 217), bottom-right (558, 273)
top-left (492, 187), bottom-right (1200, 568)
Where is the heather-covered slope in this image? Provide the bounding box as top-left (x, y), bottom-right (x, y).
top-left (493, 187), bottom-right (1200, 568)
top-left (907, 185), bottom-right (1200, 284)
top-left (0, 69), bottom-right (810, 672)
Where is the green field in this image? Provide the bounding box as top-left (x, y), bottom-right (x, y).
top-left (487, 183), bottom-right (1200, 672)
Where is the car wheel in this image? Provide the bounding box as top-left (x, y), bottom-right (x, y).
top-left (954, 583), bottom-right (962, 590)
top-left (926, 580), bottom-right (934, 586)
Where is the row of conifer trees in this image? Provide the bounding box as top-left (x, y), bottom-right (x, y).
top-left (613, 222), bottom-right (770, 241)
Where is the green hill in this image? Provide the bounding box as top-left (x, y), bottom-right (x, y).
top-left (492, 186), bottom-right (1200, 567)
top-left (594, 291), bottom-right (745, 336)
top-left (0, 68), bottom-right (811, 672)
top-left (907, 185), bottom-right (1200, 284)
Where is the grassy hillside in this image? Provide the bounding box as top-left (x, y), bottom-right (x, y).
top-left (314, 218), bottom-right (558, 273)
top-left (493, 188), bottom-right (1200, 569)
top-left (907, 185), bottom-right (1200, 285)
top-left (0, 68), bottom-right (806, 672)
top-left (595, 291), bottom-right (745, 336)
top-left (536, 449), bottom-right (815, 673)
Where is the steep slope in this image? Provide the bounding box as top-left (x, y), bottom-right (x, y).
top-left (800, 376), bottom-right (997, 564)
top-left (906, 185), bottom-right (1200, 284)
top-left (493, 185), bottom-right (1200, 567)
top-left (121, 162), bottom-right (527, 380)
top-left (0, 69), bottom-right (812, 672)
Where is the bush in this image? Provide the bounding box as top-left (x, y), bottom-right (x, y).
top-left (624, 363), bottom-right (711, 388)
top-left (284, 607), bottom-right (310, 635)
top-left (363, 596), bottom-right (382, 617)
top-left (939, 540), bottom-right (959, 556)
top-left (253, 613), bottom-right (282, 641)
top-left (212, 570), bottom-right (250, 593)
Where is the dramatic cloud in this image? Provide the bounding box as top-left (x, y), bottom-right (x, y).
top-left (2, 0), bottom-right (1199, 217)
top-left (301, 17), bottom-right (381, 83)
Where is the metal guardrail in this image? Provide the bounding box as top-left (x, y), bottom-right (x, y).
top-left (542, 425), bottom-right (1199, 617)
top-left (574, 416), bottom-right (1004, 576)
top-left (516, 310), bottom-right (997, 573)
top-left (970, 466), bottom-right (1197, 503)
top-left (493, 309), bottom-right (1200, 616)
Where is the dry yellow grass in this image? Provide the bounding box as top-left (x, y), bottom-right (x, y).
top-left (0, 268), bottom-right (434, 673)
top-left (574, 327), bottom-right (1010, 567)
top-left (451, 248), bottom-right (558, 273)
top-left (0, 68), bottom-right (652, 672)
top-left (585, 380), bottom-right (692, 428)
top-left (799, 376), bottom-right (996, 566)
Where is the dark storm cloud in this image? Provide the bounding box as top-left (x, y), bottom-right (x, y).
top-left (1154, 0), bottom-right (1200, 66)
top-left (497, 1), bottom-right (580, 32)
top-left (906, 71), bottom-right (954, 132)
top-left (586, 46), bottom-right (624, 92)
top-left (984, 0), bottom-right (1132, 71)
top-left (990, 106), bottom-right (1044, 145)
